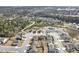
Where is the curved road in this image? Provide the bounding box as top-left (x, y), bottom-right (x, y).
top-left (0, 21), bottom-right (35, 53)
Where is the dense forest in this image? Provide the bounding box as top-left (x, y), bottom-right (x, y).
top-left (0, 17), bottom-right (30, 37)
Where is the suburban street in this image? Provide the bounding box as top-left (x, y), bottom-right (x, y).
top-left (0, 21), bottom-right (35, 53)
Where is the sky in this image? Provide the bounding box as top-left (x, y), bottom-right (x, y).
top-left (0, 0), bottom-right (79, 6)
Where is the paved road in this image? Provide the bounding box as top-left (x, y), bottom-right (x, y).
top-left (48, 31), bottom-right (67, 53)
top-left (0, 21), bottom-right (35, 53)
top-left (0, 25), bottom-right (68, 53)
